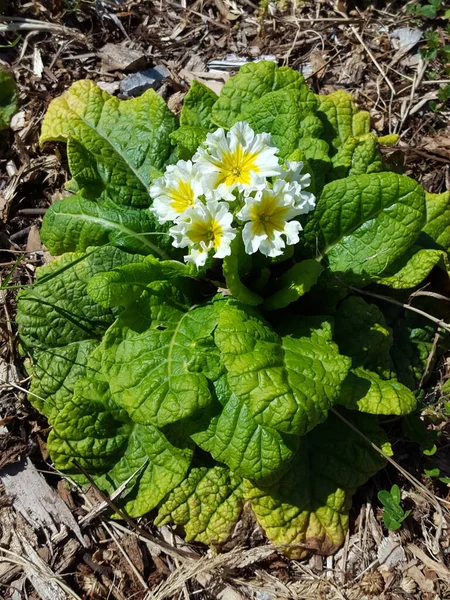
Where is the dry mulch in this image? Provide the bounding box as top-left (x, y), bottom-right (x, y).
top-left (0, 1), bottom-right (449, 599)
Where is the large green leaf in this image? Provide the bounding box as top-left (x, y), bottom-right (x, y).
top-left (421, 191), bottom-right (450, 252)
top-left (40, 80), bottom-right (177, 208)
top-left (335, 296), bottom-right (393, 376)
top-left (0, 71), bottom-right (18, 130)
top-left (155, 466), bottom-right (244, 545)
top-left (49, 378), bottom-right (192, 517)
top-left (169, 125), bottom-right (207, 160)
top-left (180, 80), bottom-right (218, 130)
top-left (192, 377), bottom-right (297, 480)
top-left (214, 302), bottom-right (350, 436)
top-left (372, 246), bottom-right (448, 289)
top-left (338, 368), bottom-right (416, 415)
top-left (305, 172), bottom-right (426, 277)
top-left (317, 90), bottom-right (370, 151)
top-left (245, 411), bottom-right (390, 558)
top-left (211, 61), bottom-right (311, 128)
top-left (245, 89), bottom-right (320, 159)
top-left (330, 133), bottom-right (382, 180)
top-left (40, 195), bottom-right (174, 258)
top-left (87, 255), bottom-right (193, 308)
top-left (94, 283), bottom-right (223, 428)
top-left (16, 247), bottom-right (143, 420)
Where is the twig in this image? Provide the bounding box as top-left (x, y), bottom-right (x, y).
top-left (350, 25), bottom-right (396, 95)
top-left (17, 208), bottom-right (47, 216)
top-left (350, 287), bottom-right (450, 333)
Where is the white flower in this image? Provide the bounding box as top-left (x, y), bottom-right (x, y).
top-left (236, 179), bottom-right (303, 258)
top-left (279, 161), bottom-right (316, 214)
top-left (169, 200), bottom-right (236, 267)
top-left (150, 160), bottom-right (204, 223)
top-left (193, 121), bottom-right (282, 192)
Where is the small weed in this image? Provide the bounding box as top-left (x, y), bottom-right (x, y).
top-left (378, 485), bottom-right (411, 531)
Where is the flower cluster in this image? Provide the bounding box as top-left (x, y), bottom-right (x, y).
top-left (150, 122), bottom-right (316, 267)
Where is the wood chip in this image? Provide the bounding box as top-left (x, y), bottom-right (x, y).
top-left (0, 458), bottom-right (87, 547)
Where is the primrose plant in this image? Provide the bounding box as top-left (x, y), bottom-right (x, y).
top-left (17, 61), bottom-right (450, 558)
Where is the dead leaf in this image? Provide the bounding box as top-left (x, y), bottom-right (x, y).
top-left (26, 225), bottom-right (42, 252)
top-left (98, 42), bottom-right (147, 72)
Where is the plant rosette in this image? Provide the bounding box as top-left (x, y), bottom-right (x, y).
top-left (17, 61), bottom-right (450, 558)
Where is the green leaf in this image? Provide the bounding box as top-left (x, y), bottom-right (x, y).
top-left (169, 125), bottom-right (207, 160)
top-left (245, 89), bottom-right (319, 158)
top-left (192, 376), bottom-right (297, 480)
top-left (17, 247), bottom-right (143, 420)
top-left (223, 235), bottom-right (263, 306)
top-left (40, 195), bottom-right (174, 259)
top-left (296, 137), bottom-right (331, 195)
top-left (330, 133), bottom-right (383, 180)
top-left (263, 259), bottom-right (323, 310)
top-left (305, 172), bottom-right (426, 278)
top-left (211, 61), bottom-right (310, 128)
top-left (87, 254), bottom-right (193, 308)
top-left (335, 296), bottom-right (393, 376)
top-left (95, 283), bottom-right (223, 428)
top-left (48, 378), bottom-right (192, 517)
top-left (338, 368), bottom-right (416, 415)
top-left (246, 411), bottom-right (389, 558)
top-left (0, 71), bottom-right (18, 130)
top-left (372, 247), bottom-right (448, 289)
top-left (420, 4), bottom-right (437, 18)
top-left (421, 191), bottom-right (450, 252)
top-left (317, 90), bottom-right (370, 151)
top-left (378, 485), bottom-right (410, 531)
top-left (40, 80), bottom-right (177, 208)
top-left (155, 466), bottom-right (243, 545)
top-left (180, 81), bottom-right (218, 130)
top-left (214, 302), bottom-right (350, 435)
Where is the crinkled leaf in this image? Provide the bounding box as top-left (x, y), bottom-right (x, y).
top-left (214, 302), bottom-right (350, 435)
top-left (421, 191), bottom-right (450, 252)
top-left (330, 134), bottom-right (382, 180)
top-left (317, 90), bottom-right (370, 151)
top-left (338, 368), bottom-right (416, 415)
top-left (211, 61), bottom-right (310, 128)
top-left (305, 172), bottom-right (426, 278)
top-left (17, 247), bottom-right (143, 419)
top-left (180, 81), bottom-right (218, 130)
top-left (87, 255), bottom-right (193, 308)
top-left (169, 125), bottom-right (207, 160)
top-left (223, 235), bottom-right (263, 306)
top-left (372, 247), bottom-right (448, 289)
top-left (40, 80), bottom-right (177, 208)
top-left (192, 377), bottom-right (297, 480)
top-left (263, 259), bottom-right (323, 311)
top-left (95, 284), bottom-right (223, 427)
top-left (0, 71), bottom-right (18, 130)
top-left (335, 296), bottom-right (393, 377)
top-left (245, 411), bottom-right (390, 558)
top-left (155, 466), bottom-right (243, 545)
top-left (41, 195), bottom-right (174, 258)
top-left (245, 89), bottom-right (319, 158)
top-left (49, 378), bottom-right (192, 517)
top-left (296, 137), bottom-right (331, 195)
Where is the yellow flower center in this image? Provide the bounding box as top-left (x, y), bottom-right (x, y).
top-left (250, 194), bottom-right (289, 238)
top-left (169, 179), bottom-right (195, 213)
top-left (215, 145), bottom-right (259, 187)
top-left (188, 218), bottom-right (223, 250)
